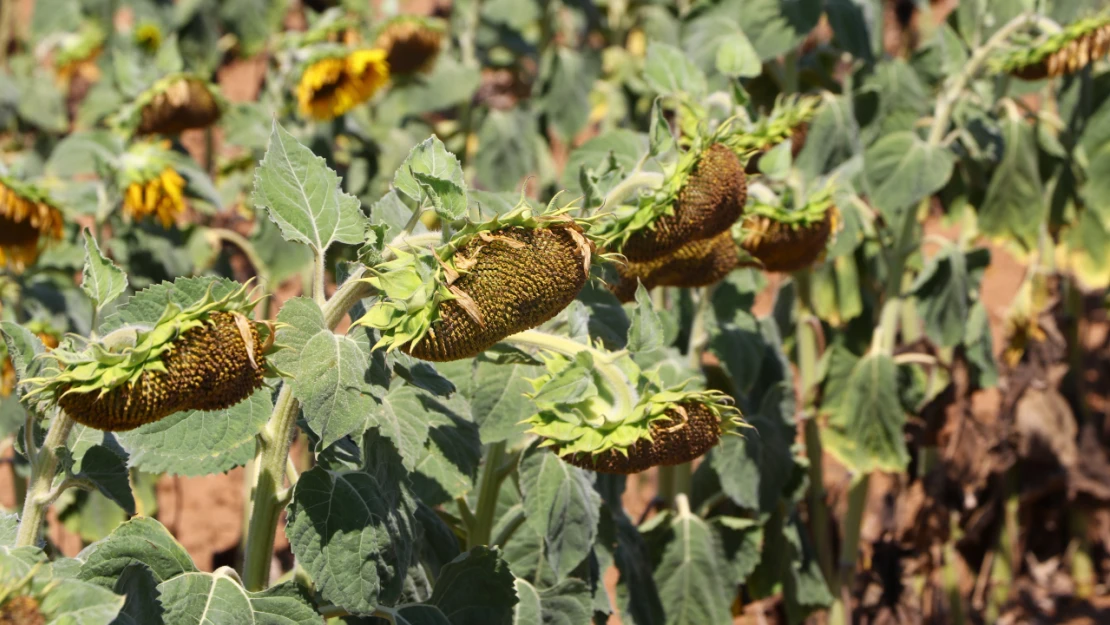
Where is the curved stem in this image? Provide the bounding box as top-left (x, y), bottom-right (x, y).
top-left (500, 329), bottom-right (638, 422)
top-left (468, 441), bottom-right (506, 549)
top-left (927, 13), bottom-right (1036, 146)
top-left (492, 505), bottom-right (527, 548)
top-left (15, 411), bottom-right (76, 547)
top-left (600, 171), bottom-right (665, 211)
top-left (206, 228), bottom-right (272, 287)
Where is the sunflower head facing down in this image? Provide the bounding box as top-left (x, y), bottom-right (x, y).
top-left (373, 16), bottom-right (445, 76)
top-left (129, 73), bottom-right (224, 136)
top-left (297, 46), bottom-right (391, 120)
top-left (0, 176), bottom-right (65, 272)
top-left (119, 141), bottom-right (187, 228)
top-left (53, 21), bottom-right (105, 85)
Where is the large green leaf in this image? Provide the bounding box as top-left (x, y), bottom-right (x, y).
top-left (81, 231), bottom-right (129, 315)
top-left (394, 136), bottom-right (468, 222)
top-left (474, 108), bottom-right (544, 193)
top-left (117, 388), bottom-right (271, 476)
top-left (468, 359), bottom-right (541, 445)
top-left (562, 129), bottom-right (650, 193)
top-left (911, 246), bottom-right (990, 348)
top-left (542, 48), bottom-right (601, 140)
top-left (824, 0), bottom-right (878, 63)
top-left (795, 95), bottom-right (861, 180)
top-left (0, 513), bottom-right (17, 547)
top-left (518, 448), bottom-right (601, 580)
top-left (110, 563), bottom-right (164, 625)
top-left (411, 396), bottom-right (481, 507)
top-left (252, 121), bottom-right (367, 254)
top-left (643, 42), bottom-right (707, 100)
top-left (653, 498), bottom-right (734, 625)
top-left (286, 466), bottom-right (418, 614)
top-left (978, 116), bottom-right (1044, 248)
top-left (513, 578), bottom-right (593, 625)
top-left (685, 0), bottom-right (820, 61)
top-left (371, 383), bottom-right (437, 473)
top-left (825, 354), bottom-right (910, 473)
top-left (78, 517), bottom-right (198, 588)
top-left (710, 386), bottom-right (797, 513)
top-left (430, 547), bottom-right (518, 625)
top-left (61, 426), bottom-right (134, 515)
top-left (863, 131), bottom-right (954, 219)
top-left (158, 571), bottom-right (318, 625)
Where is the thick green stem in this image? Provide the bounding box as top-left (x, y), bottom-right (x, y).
top-left (469, 441), bottom-right (507, 549)
top-left (830, 473), bottom-right (869, 624)
top-left (15, 412), bottom-right (76, 547)
top-left (312, 250), bottom-right (326, 306)
top-left (601, 171), bottom-right (665, 212)
top-left (501, 330), bottom-right (638, 422)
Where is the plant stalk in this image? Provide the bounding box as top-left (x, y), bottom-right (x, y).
top-left (14, 411), bottom-right (77, 547)
top-left (468, 441), bottom-right (507, 549)
top-left (600, 171), bottom-right (665, 211)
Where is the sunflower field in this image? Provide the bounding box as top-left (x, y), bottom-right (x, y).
top-left (2, 0), bottom-right (1110, 623)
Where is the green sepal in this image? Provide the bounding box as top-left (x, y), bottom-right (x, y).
top-left (990, 13), bottom-right (1110, 74)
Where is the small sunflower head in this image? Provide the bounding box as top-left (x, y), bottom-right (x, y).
top-left (373, 16), bottom-right (446, 76)
top-left (134, 22), bottom-right (164, 54)
top-left (992, 14), bottom-right (1110, 80)
top-left (296, 46), bottom-right (391, 120)
top-left (352, 202), bottom-right (595, 362)
top-left (738, 186), bottom-right (838, 273)
top-left (128, 73), bottom-right (224, 136)
top-left (119, 141), bottom-right (187, 228)
top-left (0, 176), bottom-right (65, 273)
top-left (523, 355), bottom-right (743, 474)
top-left (24, 282), bottom-right (279, 431)
top-left (52, 21), bottom-right (105, 85)
top-left (610, 230), bottom-right (738, 302)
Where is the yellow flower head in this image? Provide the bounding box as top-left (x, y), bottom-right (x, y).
top-left (0, 176), bottom-right (65, 273)
top-left (134, 74), bottom-right (224, 136)
top-left (297, 48), bottom-right (391, 120)
top-left (374, 16), bottom-right (445, 75)
top-left (135, 22), bottom-right (164, 54)
top-left (120, 141), bottom-right (187, 228)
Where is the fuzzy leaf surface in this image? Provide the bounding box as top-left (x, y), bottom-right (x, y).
top-left (252, 121), bottom-right (366, 254)
top-left (286, 466), bottom-right (417, 614)
top-left (81, 231), bottom-right (129, 314)
top-left (158, 572), bottom-right (318, 625)
top-left (430, 547), bottom-right (518, 625)
top-left (654, 502), bottom-right (734, 625)
top-left (78, 517), bottom-right (198, 588)
top-left (863, 131), bottom-right (954, 219)
top-left (519, 448), bottom-right (601, 580)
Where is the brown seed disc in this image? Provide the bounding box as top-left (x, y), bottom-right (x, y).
top-left (739, 206), bottom-right (837, 273)
top-left (136, 78), bottom-right (221, 135)
top-left (0, 595), bottom-right (45, 625)
top-left (610, 231), bottom-right (739, 303)
top-left (59, 312), bottom-right (265, 431)
top-left (556, 402), bottom-right (723, 474)
top-left (621, 144), bottom-right (746, 263)
top-left (403, 223), bottom-right (592, 362)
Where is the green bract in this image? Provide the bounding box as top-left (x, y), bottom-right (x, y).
top-left (24, 282), bottom-right (279, 430)
top-left (723, 94), bottom-right (821, 156)
top-left (353, 200), bottom-right (594, 360)
top-left (522, 346), bottom-right (742, 472)
top-left (991, 13), bottom-right (1110, 79)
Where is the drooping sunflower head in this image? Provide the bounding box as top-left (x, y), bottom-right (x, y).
top-left (0, 176), bottom-right (65, 273)
top-left (992, 13), bottom-right (1110, 80)
top-left (373, 15), bottom-right (446, 76)
top-left (134, 22), bottom-right (164, 54)
top-left (523, 355), bottom-right (743, 474)
top-left (610, 230), bottom-right (739, 302)
top-left (119, 141), bottom-right (187, 228)
top-left (599, 141), bottom-right (747, 263)
top-left (125, 73), bottom-right (224, 136)
top-left (52, 21), bottom-right (105, 85)
top-left (352, 202), bottom-right (595, 362)
top-left (296, 46), bottom-right (391, 120)
top-left (24, 282), bottom-right (279, 431)
top-left (724, 94), bottom-right (821, 172)
top-left (738, 185), bottom-right (838, 273)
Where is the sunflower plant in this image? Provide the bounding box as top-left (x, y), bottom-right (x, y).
top-left (3, 1), bottom-right (1110, 624)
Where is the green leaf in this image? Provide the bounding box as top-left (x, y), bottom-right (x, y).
top-left (411, 397), bottom-right (481, 506)
top-left (513, 578), bottom-right (593, 625)
top-left (0, 321), bottom-right (47, 382)
top-left (217, 0), bottom-right (286, 56)
top-left (41, 576), bottom-right (126, 624)
top-left (795, 95), bottom-right (860, 180)
top-left (627, 283), bottom-right (664, 353)
top-left (710, 387), bottom-right (797, 513)
top-left (715, 517), bottom-right (764, 585)
top-left (782, 517), bottom-right (833, 623)
top-left (295, 330), bottom-right (377, 452)
top-left (412, 171), bottom-right (468, 222)
top-left (430, 547), bottom-right (518, 625)
top-left (117, 388), bottom-right (272, 476)
top-left (965, 301), bottom-right (998, 388)
top-left (252, 121), bottom-right (367, 254)
top-left (394, 136), bottom-right (468, 216)
top-left (911, 246), bottom-right (990, 348)
top-left (81, 231), bottom-right (129, 315)
top-left (70, 443), bottom-right (135, 515)
top-left (542, 48), bottom-right (601, 141)
top-left (158, 571), bottom-right (319, 625)
top-left (978, 116), bottom-right (1045, 248)
top-left (102, 277), bottom-right (243, 332)
top-left (518, 447), bottom-right (601, 579)
top-left (825, 354), bottom-right (910, 473)
top-left (0, 512), bottom-right (17, 547)
top-left (469, 359), bottom-right (541, 445)
top-left (79, 517), bottom-right (198, 588)
top-left (643, 42), bottom-right (707, 99)
top-left (654, 499), bottom-right (734, 625)
top-left (562, 130), bottom-right (650, 193)
top-left (474, 108), bottom-right (544, 193)
top-left (286, 466), bottom-right (417, 613)
top-left (715, 30), bottom-right (762, 78)
top-left (16, 69), bottom-right (67, 133)
top-left (371, 383), bottom-right (437, 473)
top-left (111, 563), bottom-right (164, 625)
top-left (863, 131), bottom-right (954, 219)
top-left (648, 98), bottom-right (675, 157)
top-left (824, 0), bottom-right (877, 64)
